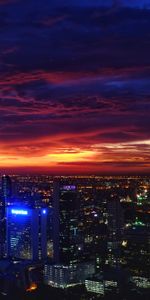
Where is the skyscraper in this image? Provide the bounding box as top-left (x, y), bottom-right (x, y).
top-left (2, 175), bottom-right (12, 207)
top-left (0, 175), bottom-right (12, 257)
top-left (6, 206), bottom-right (49, 261)
top-left (46, 180), bottom-right (95, 287)
top-left (107, 196), bottom-right (124, 268)
top-left (53, 180), bottom-right (81, 265)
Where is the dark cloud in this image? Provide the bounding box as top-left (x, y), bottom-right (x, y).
top-left (0, 0), bottom-right (150, 173)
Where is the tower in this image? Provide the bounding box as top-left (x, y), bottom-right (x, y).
top-left (44, 180), bottom-right (95, 287)
top-left (6, 206), bottom-right (49, 261)
top-left (53, 180), bottom-right (81, 265)
top-left (2, 175), bottom-right (12, 207)
top-left (0, 175), bottom-right (12, 257)
top-left (107, 196), bottom-right (124, 268)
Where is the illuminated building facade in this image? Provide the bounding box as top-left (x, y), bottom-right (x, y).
top-left (123, 224), bottom-right (150, 277)
top-left (6, 206), bottom-right (49, 261)
top-left (85, 278), bottom-right (105, 295)
top-left (51, 180), bottom-right (95, 286)
top-left (44, 262), bottom-right (95, 288)
top-left (53, 181), bottom-right (83, 265)
top-left (107, 196), bottom-right (124, 267)
top-left (131, 276), bottom-right (150, 289)
top-left (53, 181), bottom-right (98, 265)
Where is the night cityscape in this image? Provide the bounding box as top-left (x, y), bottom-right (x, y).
top-left (0, 175), bottom-right (150, 299)
top-left (0, 0), bottom-right (150, 300)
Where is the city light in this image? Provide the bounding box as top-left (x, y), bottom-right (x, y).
top-left (63, 185), bottom-right (76, 191)
top-left (1, 0), bottom-right (150, 297)
top-left (11, 209), bottom-right (28, 215)
top-left (26, 283), bottom-right (37, 292)
top-left (122, 240), bottom-right (127, 247)
top-left (1, 174), bottom-right (150, 297)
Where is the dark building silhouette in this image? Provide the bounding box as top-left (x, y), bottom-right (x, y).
top-left (0, 175), bottom-right (12, 257)
top-left (45, 180), bottom-right (95, 287)
top-left (2, 175), bottom-right (12, 206)
top-left (53, 180), bottom-right (82, 265)
top-left (107, 196), bottom-right (124, 268)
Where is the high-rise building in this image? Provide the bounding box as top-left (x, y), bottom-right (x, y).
top-left (107, 196), bottom-right (124, 267)
top-left (53, 180), bottom-right (102, 266)
top-left (48, 180), bottom-right (95, 287)
top-left (0, 175), bottom-right (12, 258)
top-left (6, 206), bottom-right (49, 261)
top-left (2, 175), bottom-right (12, 207)
top-left (53, 181), bottom-right (82, 265)
top-left (0, 218), bottom-right (5, 257)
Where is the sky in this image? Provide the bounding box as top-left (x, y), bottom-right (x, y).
top-left (0, 0), bottom-right (150, 174)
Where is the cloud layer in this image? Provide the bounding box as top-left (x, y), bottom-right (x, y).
top-left (0, 0), bottom-right (150, 174)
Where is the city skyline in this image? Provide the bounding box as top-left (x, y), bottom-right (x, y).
top-left (0, 0), bottom-right (150, 174)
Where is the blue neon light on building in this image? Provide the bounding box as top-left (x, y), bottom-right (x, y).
top-left (11, 209), bottom-right (28, 215)
top-left (7, 206), bottom-right (50, 261)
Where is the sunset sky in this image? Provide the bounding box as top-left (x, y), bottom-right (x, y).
top-left (0, 0), bottom-right (150, 174)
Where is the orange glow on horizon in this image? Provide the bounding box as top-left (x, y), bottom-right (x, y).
top-left (0, 140), bottom-right (150, 174)
top-left (47, 150), bottom-right (96, 162)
